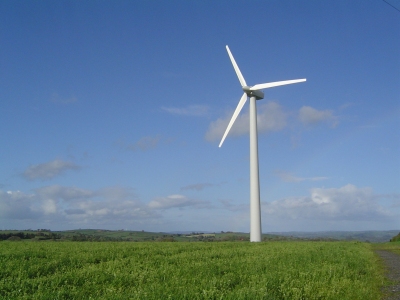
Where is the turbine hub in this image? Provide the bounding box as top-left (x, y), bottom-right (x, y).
top-left (242, 86), bottom-right (264, 100)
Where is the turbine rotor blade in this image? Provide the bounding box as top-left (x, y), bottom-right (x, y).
top-left (250, 78), bottom-right (306, 91)
top-left (219, 93), bottom-right (247, 147)
top-left (226, 45), bottom-right (247, 87)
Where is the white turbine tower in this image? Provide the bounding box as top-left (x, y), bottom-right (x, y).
top-left (219, 45), bottom-right (306, 242)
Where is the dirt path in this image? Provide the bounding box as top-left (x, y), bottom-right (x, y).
top-left (376, 250), bottom-right (400, 300)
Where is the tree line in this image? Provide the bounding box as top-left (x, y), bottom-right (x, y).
top-left (0, 231), bottom-right (61, 241)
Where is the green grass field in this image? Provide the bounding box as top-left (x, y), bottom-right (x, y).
top-left (0, 241), bottom-right (385, 299)
top-left (373, 240), bottom-right (400, 255)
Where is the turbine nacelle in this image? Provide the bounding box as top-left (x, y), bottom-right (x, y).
top-left (242, 86), bottom-right (264, 100)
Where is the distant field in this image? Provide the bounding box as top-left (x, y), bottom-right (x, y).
top-left (0, 241), bottom-right (384, 299)
top-left (274, 230), bottom-right (400, 243)
top-left (0, 229), bottom-right (285, 242)
top-left (2, 229), bottom-right (397, 242)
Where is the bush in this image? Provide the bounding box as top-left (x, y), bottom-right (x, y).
top-left (390, 232), bottom-right (400, 242)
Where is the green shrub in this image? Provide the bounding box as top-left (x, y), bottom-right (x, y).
top-left (390, 232), bottom-right (400, 242)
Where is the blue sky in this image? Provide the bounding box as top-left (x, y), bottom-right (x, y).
top-left (1, 0), bottom-right (399, 232)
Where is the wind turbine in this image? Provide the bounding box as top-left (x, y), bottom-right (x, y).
top-left (219, 45), bottom-right (306, 242)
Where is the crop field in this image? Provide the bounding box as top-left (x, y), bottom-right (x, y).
top-left (0, 241), bottom-right (384, 299)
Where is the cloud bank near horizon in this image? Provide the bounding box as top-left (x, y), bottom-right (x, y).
top-left (1, 184), bottom-right (397, 231)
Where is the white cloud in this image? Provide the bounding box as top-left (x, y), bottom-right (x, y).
top-left (181, 182), bottom-right (225, 191)
top-left (2, 182), bottom-right (398, 232)
top-left (205, 101), bottom-right (287, 142)
top-left (125, 135), bottom-right (161, 151)
top-left (298, 106), bottom-right (337, 127)
top-left (274, 170), bottom-right (329, 183)
top-left (0, 186), bottom-right (156, 227)
top-left (42, 199), bottom-right (57, 214)
top-left (22, 159), bottom-right (81, 181)
top-left (50, 93), bottom-right (77, 104)
top-left (148, 194), bottom-right (211, 210)
top-left (162, 105), bottom-right (209, 117)
top-left (339, 102), bottom-right (354, 110)
top-left (206, 103), bottom-right (340, 147)
top-left (219, 199), bottom-right (248, 212)
top-left (0, 190), bottom-right (40, 220)
top-left (263, 184), bottom-right (394, 222)
top-left (35, 185), bottom-right (94, 201)
top-left (0, 186), bottom-right (219, 229)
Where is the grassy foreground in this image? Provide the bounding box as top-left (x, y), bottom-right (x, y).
top-left (0, 241), bottom-right (384, 299)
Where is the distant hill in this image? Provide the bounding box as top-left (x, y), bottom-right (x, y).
top-left (1, 229), bottom-right (398, 243)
